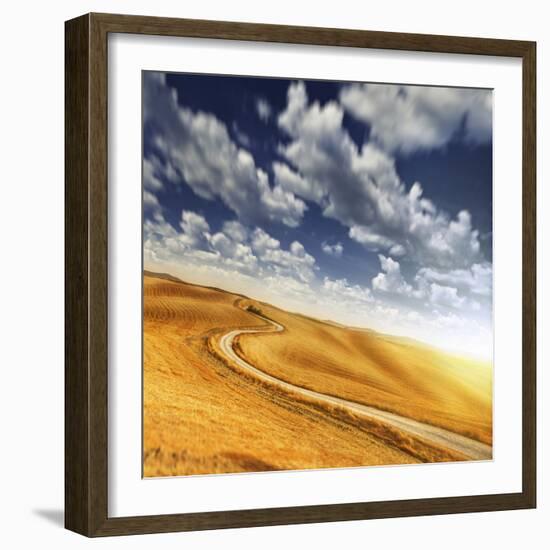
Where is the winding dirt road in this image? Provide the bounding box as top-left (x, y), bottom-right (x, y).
top-left (217, 314), bottom-right (492, 461)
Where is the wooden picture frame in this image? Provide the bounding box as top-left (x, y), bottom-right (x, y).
top-left (65, 12), bottom-right (536, 537)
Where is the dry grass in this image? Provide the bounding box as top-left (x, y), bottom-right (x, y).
top-left (143, 274), bottom-right (491, 477)
top-left (237, 301), bottom-right (493, 445)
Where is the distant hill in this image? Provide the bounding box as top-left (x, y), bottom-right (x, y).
top-left (143, 269), bottom-right (185, 284)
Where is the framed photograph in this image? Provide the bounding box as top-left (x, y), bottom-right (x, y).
top-left (65, 13), bottom-right (536, 537)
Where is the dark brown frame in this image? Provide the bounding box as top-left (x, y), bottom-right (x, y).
top-left (65, 12), bottom-right (537, 537)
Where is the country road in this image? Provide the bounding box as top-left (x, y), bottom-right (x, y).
top-left (217, 313), bottom-right (492, 462)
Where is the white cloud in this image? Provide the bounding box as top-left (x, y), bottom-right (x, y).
top-left (143, 190), bottom-right (161, 212)
top-left (143, 154), bottom-right (180, 192)
top-left (277, 81), bottom-right (483, 270)
top-left (340, 83), bottom-right (492, 154)
top-left (145, 76), bottom-right (487, 272)
top-left (221, 220), bottom-right (248, 242)
top-left (145, 209), bottom-right (316, 286)
top-left (373, 303), bottom-right (400, 320)
top-left (321, 242), bottom-right (344, 257)
top-left (272, 161), bottom-right (324, 203)
top-left (143, 158), bottom-right (164, 191)
top-left (250, 228), bottom-right (316, 283)
top-left (415, 263), bottom-right (492, 297)
top-left (179, 210), bottom-right (211, 248)
top-left (262, 274), bottom-right (315, 301)
top-left (231, 122), bottom-right (251, 148)
top-left (278, 81), bottom-right (308, 135)
top-left (348, 180), bottom-right (482, 270)
top-left (255, 169), bottom-right (307, 227)
top-left (255, 97), bottom-right (272, 122)
top-left (322, 277), bottom-right (372, 304)
top-left (250, 226), bottom-right (280, 254)
top-left (208, 232), bottom-right (258, 274)
top-left (144, 73), bottom-right (306, 228)
top-left (180, 210), bottom-right (209, 235)
top-left (371, 255), bottom-right (485, 313)
top-left (349, 226), bottom-right (401, 255)
top-left (431, 310), bottom-right (466, 329)
top-left (290, 241), bottom-right (306, 257)
top-left (372, 254), bottom-right (414, 296)
top-left (428, 283), bottom-right (466, 309)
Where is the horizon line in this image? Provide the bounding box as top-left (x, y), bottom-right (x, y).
top-left (143, 268), bottom-right (492, 363)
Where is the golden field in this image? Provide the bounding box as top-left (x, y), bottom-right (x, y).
top-left (143, 272), bottom-right (492, 477)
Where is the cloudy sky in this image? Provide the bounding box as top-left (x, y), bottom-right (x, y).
top-left (143, 71), bottom-right (493, 359)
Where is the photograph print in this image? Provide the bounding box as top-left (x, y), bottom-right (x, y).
top-left (142, 71), bottom-right (493, 477)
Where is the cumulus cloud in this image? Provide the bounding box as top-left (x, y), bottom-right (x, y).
top-left (145, 210), bottom-right (371, 324)
top-left (250, 228), bottom-right (316, 283)
top-left (143, 73), bottom-right (306, 228)
top-left (428, 283), bottom-right (466, 309)
top-left (321, 242), bottom-right (344, 257)
top-left (250, 226), bottom-right (280, 254)
top-left (221, 220), bottom-right (248, 242)
top-left (145, 209), bottom-right (316, 284)
top-left (277, 81), bottom-right (483, 270)
top-left (272, 161), bottom-right (324, 203)
top-left (278, 81), bottom-right (308, 135)
top-left (143, 190), bottom-right (161, 212)
top-left (231, 122), bottom-right (252, 148)
top-left (349, 226), bottom-right (406, 257)
top-left (340, 83), bottom-right (492, 154)
top-left (180, 209), bottom-right (209, 234)
top-left (322, 277), bottom-right (373, 304)
top-left (372, 255), bottom-right (414, 295)
top-left (143, 157), bottom-right (164, 191)
top-left (415, 263), bottom-right (492, 297)
top-left (179, 210), bottom-right (210, 248)
top-left (255, 97), bottom-right (272, 122)
top-left (208, 231), bottom-right (258, 274)
top-left (371, 254), bottom-right (485, 314)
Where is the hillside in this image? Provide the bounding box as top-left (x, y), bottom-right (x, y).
top-left (143, 273), bottom-right (492, 477)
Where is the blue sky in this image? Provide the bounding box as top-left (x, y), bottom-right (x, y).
top-left (143, 71), bottom-right (493, 359)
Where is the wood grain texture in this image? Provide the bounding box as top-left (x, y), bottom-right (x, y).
top-left (88, 12), bottom-right (110, 536)
top-left (92, 12), bottom-right (533, 56)
top-left (64, 12), bottom-right (537, 537)
top-left (65, 14), bottom-right (91, 535)
top-left (521, 42), bottom-right (537, 508)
